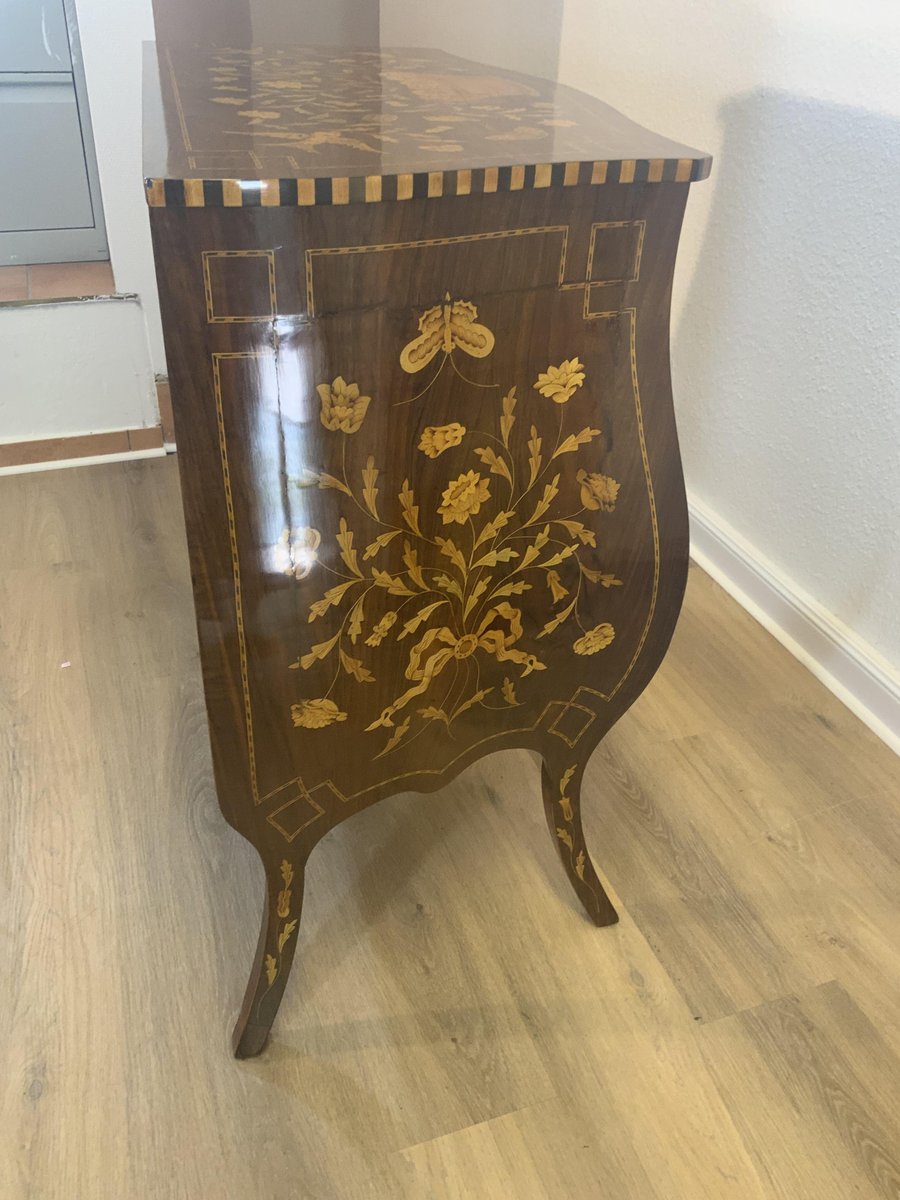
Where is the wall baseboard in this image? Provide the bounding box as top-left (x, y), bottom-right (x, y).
top-left (688, 493), bottom-right (900, 757)
top-left (0, 426), bottom-right (167, 476)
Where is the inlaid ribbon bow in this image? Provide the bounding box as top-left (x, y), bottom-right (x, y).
top-left (365, 602), bottom-right (545, 730)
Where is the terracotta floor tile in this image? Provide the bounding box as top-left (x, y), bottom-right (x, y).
top-left (27, 261), bottom-right (115, 300)
top-left (0, 266), bottom-right (29, 302)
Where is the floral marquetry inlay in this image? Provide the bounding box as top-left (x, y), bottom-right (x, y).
top-left (287, 295), bottom-right (626, 761)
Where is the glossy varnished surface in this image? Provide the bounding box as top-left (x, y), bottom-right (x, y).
top-left (146, 36), bottom-right (709, 1051)
top-left (151, 183), bottom-right (689, 833)
top-left (3, 458), bottom-right (900, 1197)
top-left (150, 174), bottom-right (693, 1051)
top-left (143, 44), bottom-right (711, 202)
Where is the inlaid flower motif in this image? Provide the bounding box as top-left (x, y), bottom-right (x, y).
top-left (534, 358), bottom-right (585, 404)
top-left (365, 610), bottom-right (398, 647)
top-left (278, 526), bottom-right (321, 579)
top-left (573, 623), bottom-right (616, 655)
top-left (576, 469), bottom-right (620, 512)
top-left (418, 422), bottom-right (466, 458)
top-left (547, 569), bottom-right (569, 603)
top-left (290, 698), bottom-right (348, 728)
top-left (437, 470), bottom-right (491, 525)
top-left (317, 376), bottom-right (370, 434)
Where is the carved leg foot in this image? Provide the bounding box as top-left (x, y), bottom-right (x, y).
top-left (541, 758), bottom-right (618, 927)
top-left (232, 855), bottom-right (305, 1059)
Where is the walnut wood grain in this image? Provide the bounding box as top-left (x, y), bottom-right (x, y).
top-left (145, 40), bottom-right (708, 1056)
top-left (143, 43), bottom-right (710, 203)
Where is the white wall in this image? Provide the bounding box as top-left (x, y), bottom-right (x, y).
top-left (0, 298), bottom-right (158, 442)
top-left (559, 0), bottom-right (900, 678)
top-left (75, 0), bottom-right (166, 375)
top-left (380, 0), bottom-right (562, 82)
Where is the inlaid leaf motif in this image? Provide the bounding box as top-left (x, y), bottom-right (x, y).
top-left (552, 426), bottom-right (601, 459)
top-left (436, 535), bottom-right (467, 575)
top-left (363, 529), bottom-right (402, 560)
top-left (280, 860), bottom-right (294, 887)
top-left (339, 647), bottom-right (375, 682)
top-left (519, 525), bottom-right (551, 571)
top-left (540, 544), bottom-right (578, 570)
top-left (375, 716), bottom-right (411, 758)
top-left (557, 519), bottom-right (596, 547)
top-left (296, 631), bottom-right (341, 670)
top-left (336, 517), bottom-right (363, 578)
top-left (559, 768), bottom-right (575, 821)
top-left (361, 456), bottom-right (379, 518)
top-left (265, 955), bottom-right (278, 986)
top-left (402, 540), bottom-right (429, 590)
top-left (536, 596), bottom-right (577, 639)
top-left (474, 445), bottom-right (512, 485)
top-left (418, 705), bottom-right (450, 727)
top-left (277, 919), bottom-right (297, 953)
top-left (433, 572), bottom-right (463, 601)
top-left (492, 579), bottom-right (532, 599)
top-left (472, 510), bottom-right (515, 551)
top-left (399, 478), bottom-right (421, 534)
top-left (575, 851), bottom-right (586, 880)
top-left (314, 471), bottom-right (353, 497)
top-left (501, 677), bottom-right (518, 704)
top-left (347, 594), bottom-right (366, 643)
top-left (580, 563), bottom-right (623, 587)
top-left (372, 568), bottom-right (415, 596)
top-left (397, 599), bottom-right (448, 640)
top-left (500, 386), bottom-right (517, 447)
top-left (463, 577), bottom-right (491, 619)
top-left (526, 473), bottom-right (560, 525)
top-left (471, 546), bottom-right (519, 569)
top-left (308, 579), bottom-right (358, 622)
top-left (527, 425), bottom-right (542, 487)
top-left (557, 827), bottom-right (574, 852)
top-left (453, 688), bottom-right (493, 720)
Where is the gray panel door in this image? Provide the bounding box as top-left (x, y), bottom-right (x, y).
top-left (0, 0), bottom-right (108, 265)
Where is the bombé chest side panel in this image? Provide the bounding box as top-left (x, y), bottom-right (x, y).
top-left (149, 181), bottom-right (689, 852)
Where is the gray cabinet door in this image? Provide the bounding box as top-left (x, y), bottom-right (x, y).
top-left (0, 0), bottom-right (71, 71)
top-left (0, 0), bottom-right (108, 265)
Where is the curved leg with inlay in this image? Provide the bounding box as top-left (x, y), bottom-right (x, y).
top-left (232, 854), bottom-right (305, 1058)
top-left (541, 757), bottom-right (618, 928)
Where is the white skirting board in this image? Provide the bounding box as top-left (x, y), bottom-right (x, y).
top-left (688, 493), bottom-right (900, 757)
top-left (0, 447), bottom-right (167, 477)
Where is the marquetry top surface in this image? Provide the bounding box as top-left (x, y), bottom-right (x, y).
top-left (143, 43), bottom-right (711, 206)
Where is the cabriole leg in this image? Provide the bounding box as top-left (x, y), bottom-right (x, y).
top-left (541, 757), bottom-right (618, 928)
top-left (232, 854), bottom-right (305, 1058)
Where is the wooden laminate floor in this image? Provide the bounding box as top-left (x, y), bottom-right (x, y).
top-left (2, 457), bottom-right (899, 1200)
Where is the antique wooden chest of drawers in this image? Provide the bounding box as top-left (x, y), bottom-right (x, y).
top-left (143, 39), bottom-right (710, 1056)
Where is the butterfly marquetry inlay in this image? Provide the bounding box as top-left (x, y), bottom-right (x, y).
top-left (145, 32), bottom-right (710, 1057)
top-left (399, 294), bottom-right (496, 374)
